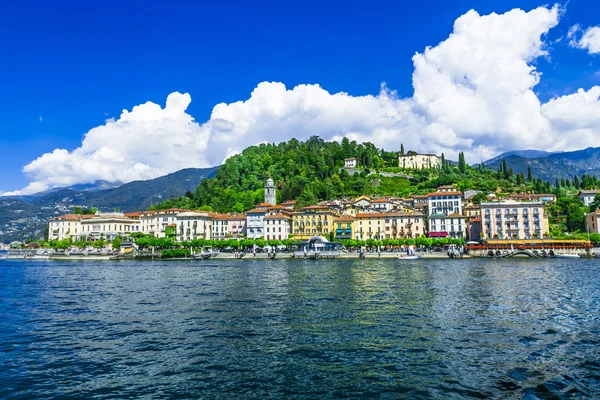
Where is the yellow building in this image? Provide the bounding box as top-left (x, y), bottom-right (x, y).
top-left (333, 216), bottom-right (355, 240)
top-left (383, 212), bottom-right (425, 239)
top-left (354, 212), bottom-right (385, 240)
top-left (291, 206), bottom-right (337, 240)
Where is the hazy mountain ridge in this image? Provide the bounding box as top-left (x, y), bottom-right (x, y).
top-left (0, 167), bottom-right (219, 243)
top-left (483, 147), bottom-right (600, 181)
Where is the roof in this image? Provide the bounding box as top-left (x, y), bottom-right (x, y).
top-left (333, 216), bottom-right (356, 222)
top-left (256, 202), bottom-right (274, 207)
top-left (281, 200), bottom-right (296, 204)
top-left (580, 190), bottom-right (600, 194)
top-left (246, 208), bottom-right (268, 214)
top-left (384, 211), bottom-right (424, 217)
top-left (299, 205), bottom-right (331, 211)
top-left (427, 191), bottom-right (463, 197)
top-left (264, 214), bottom-right (292, 220)
top-left (356, 212), bottom-right (385, 218)
top-left (372, 199), bottom-right (390, 203)
top-left (345, 157), bottom-right (356, 161)
top-left (124, 212), bottom-right (142, 218)
top-left (52, 214), bottom-right (95, 221)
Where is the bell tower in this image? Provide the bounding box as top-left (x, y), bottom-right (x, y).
top-left (265, 178), bottom-right (276, 205)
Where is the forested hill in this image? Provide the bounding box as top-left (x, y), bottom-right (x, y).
top-left (192, 137), bottom-right (402, 212)
top-left (153, 136), bottom-right (583, 214)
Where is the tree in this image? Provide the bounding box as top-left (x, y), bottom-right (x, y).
top-left (591, 194), bottom-right (600, 212)
top-left (400, 143), bottom-right (404, 155)
top-left (112, 237), bottom-right (122, 249)
top-left (527, 165), bottom-right (533, 182)
top-left (574, 175), bottom-right (580, 189)
top-left (471, 193), bottom-right (488, 205)
top-left (458, 152), bottom-right (466, 173)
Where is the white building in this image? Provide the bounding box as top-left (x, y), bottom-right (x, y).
top-left (264, 213), bottom-right (292, 241)
top-left (140, 208), bottom-right (185, 238)
top-left (246, 208), bottom-right (267, 239)
top-left (585, 211), bottom-right (600, 234)
top-left (398, 153), bottom-right (441, 170)
top-left (210, 213), bottom-right (229, 240)
top-left (78, 212), bottom-right (141, 241)
top-left (265, 178), bottom-right (277, 206)
top-left (371, 198), bottom-right (393, 212)
top-left (344, 158), bottom-right (357, 168)
top-left (579, 190), bottom-right (600, 207)
top-left (427, 189), bottom-right (465, 238)
top-left (176, 212), bottom-right (211, 241)
top-left (48, 214), bottom-right (95, 241)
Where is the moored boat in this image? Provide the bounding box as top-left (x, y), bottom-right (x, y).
top-left (398, 255), bottom-right (421, 260)
top-left (554, 253), bottom-right (580, 258)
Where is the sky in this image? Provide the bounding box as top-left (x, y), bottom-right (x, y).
top-left (1, 0), bottom-right (599, 195)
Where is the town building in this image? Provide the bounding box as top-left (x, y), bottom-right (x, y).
top-left (333, 216), bottom-right (355, 240)
top-left (383, 212), bottom-right (425, 239)
top-left (355, 212), bottom-right (385, 240)
top-left (344, 158), bottom-right (357, 168)
top-left (464, 205), bottom-right (481, 218)
top-left (398, 153), bottom-right (441, 170)
top-left (280, 200), bottom-right (296, 210)
top-left (79, 212), bottom-right (142, 241)
top-left (246, 208), bottom-right (267, 239)
top-left (227, 214), bottom-right (246, 239)
top-left (480, 200), bottom-right (548, 240)
top-left (371, 198), bottom-right (394, 212)
top-left (140, 208), bottom-right (185, 238)
top-left (48, 214), bottom-right (95, 241)
top-left (291, 206), bottom-right (337, 241)
top-left (585, 211), bottom-right (600, 234)
top-left (265, 178), bottom-right (277, 206)
top-left (508, 193), bottom-right (557, 203)
top-left (210, 213), bottom-right (230, 240)
top-left (427, 189), bottom-right (465, 238)
top-left (176, 212), bottom-right (211, 241)
top-left (467, 217), bottom-right (482, 241)
top-left (579, 190), bottom-right (600, 207)
top-left (264, 212), bottom-right (292, 241)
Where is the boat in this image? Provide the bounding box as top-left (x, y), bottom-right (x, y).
top-left (554, 253), bottom-right (580, 258)
top-left (192, 253), bottom-right (212, 260)
top-left (398, 255), bottom-right (421, 260)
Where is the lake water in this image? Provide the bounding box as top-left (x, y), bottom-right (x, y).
top-left (1, 258), bottom-right (599, 399)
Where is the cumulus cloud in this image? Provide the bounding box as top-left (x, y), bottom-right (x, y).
top-left (568, 24), bottom-right (600, 54)
top-left (6, 5), bottom-right (600, 195)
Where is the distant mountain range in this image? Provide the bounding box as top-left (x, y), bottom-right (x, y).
top-left (0, 167), bottom-right (218, 243)
top-left (483, 147), bottom-right (600, 182)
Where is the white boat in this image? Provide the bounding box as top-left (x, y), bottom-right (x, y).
top-left (555, 253), bottom-right (580, 258)
top-left (398, 255), bottom-right (421, 260)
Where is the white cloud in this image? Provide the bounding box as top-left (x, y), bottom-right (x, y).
top-left (39, 115), bottom-right (43, 122)
top-left (6, 5), bottom-right (600, 195)
top-left (568, 24), bottom-right (600, 54)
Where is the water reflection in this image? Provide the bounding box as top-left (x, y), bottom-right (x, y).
top-left (0, 258), bottom-right (599, 398)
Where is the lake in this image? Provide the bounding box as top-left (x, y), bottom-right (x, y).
top-left (1, 258), bottom-right (599, 398)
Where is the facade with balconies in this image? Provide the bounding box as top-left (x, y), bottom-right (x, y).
top-left (291, 206), bottom-right (337, 241)
top-left (333, 216), bottom-right (355, 240)
top-left (354, 212), bottom-right (385, 240)
top-left (480, 200), bottom-right (548, 240)
top-left (426, 190), bottom-right (465, 238)
top-left (176, 212), bottom-right (211, 241)
top-left (383, 211), bottom-right (425, 239)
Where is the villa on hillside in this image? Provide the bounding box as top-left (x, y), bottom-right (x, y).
top-left (398, 153), bottom-right (441, 170)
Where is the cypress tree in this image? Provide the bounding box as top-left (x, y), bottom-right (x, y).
top-left (458, 152), bottom-right (466, 173)
top-left (400, 143), bottom-right (404, 155)
top-left (555, 178), bottom-right (560, 188)
top-left (502, 159), bottom-right (508, 179)
top-left (527, 165), bottom-right (532, 182)
top-left (574, 175), bottom-right (580, 189)
top-left (566, 178), bottom-right (571, 187)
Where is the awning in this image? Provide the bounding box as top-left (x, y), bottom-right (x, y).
top-left (429, 232), bottom-right (448, 237)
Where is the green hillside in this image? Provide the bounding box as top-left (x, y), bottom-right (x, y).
top-left (155, 136), bottom-right (566, 213)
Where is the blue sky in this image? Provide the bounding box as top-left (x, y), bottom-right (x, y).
top-left (1, 0), bottom-right (599, 193)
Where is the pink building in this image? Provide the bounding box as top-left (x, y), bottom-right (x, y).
top-left (481, 200), bottom-right (548, 240)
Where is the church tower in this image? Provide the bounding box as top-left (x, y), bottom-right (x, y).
top-left (265, 178), bottom-right (276, 205)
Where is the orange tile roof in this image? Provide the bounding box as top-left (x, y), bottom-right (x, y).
top-left (427, 191), bottom-right (463, 197)
top-left (384, 211), bottom-right (424, 217)
top-left (356, 212), bottom-right (385, 218)
top-left (333, 216), bottom-right (356, 222)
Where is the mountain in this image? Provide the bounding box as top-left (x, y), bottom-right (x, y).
top-left (482, 150), bottom-right (554, 165)
top-left (0, 167), bottom-right (219, 243)
top-left (484, 147), bottom-right (600, 182)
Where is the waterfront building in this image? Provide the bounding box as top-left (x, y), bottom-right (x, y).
top-left (398, 153), bottom-right (441, 169)
top-left (480, 200), bottom-right (548, 240)
top-left (585, 211), bottom-right (600, 234)
top-left (427, 189), bottom-right (465, 238)
top-left (344, 158), bottom-right (357, 168)
top-left (264, 212), bottom-right (291, 241)
top-left (79, 212), bottom-right (141, 241)
top-left (210, 213), bottom-right (229, 240)
top-left (579, 190), bottom-right (600, 207)
top-left (354, 212), bottom-right (385, 240)
top-left (291, 206), bottom-right (337, 241)
top-left (227, 214), bottom-right (246, 239)
top-left (467, 217), bottom-right (482, 241)
top-left (383, 211), bottom-right (425, 239)
top-left (333, 216), bottom-right (355, 240)
top-left (246, 208), bottom-right (268, 239)
top-left (265, 178), bottom-right (277, 206)
top-left (176, 211), bottom-right (211, 241)
top-left (140, 208), bottom-right (186, 238)
top-left (48, 214), bottom-right (95, 241)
